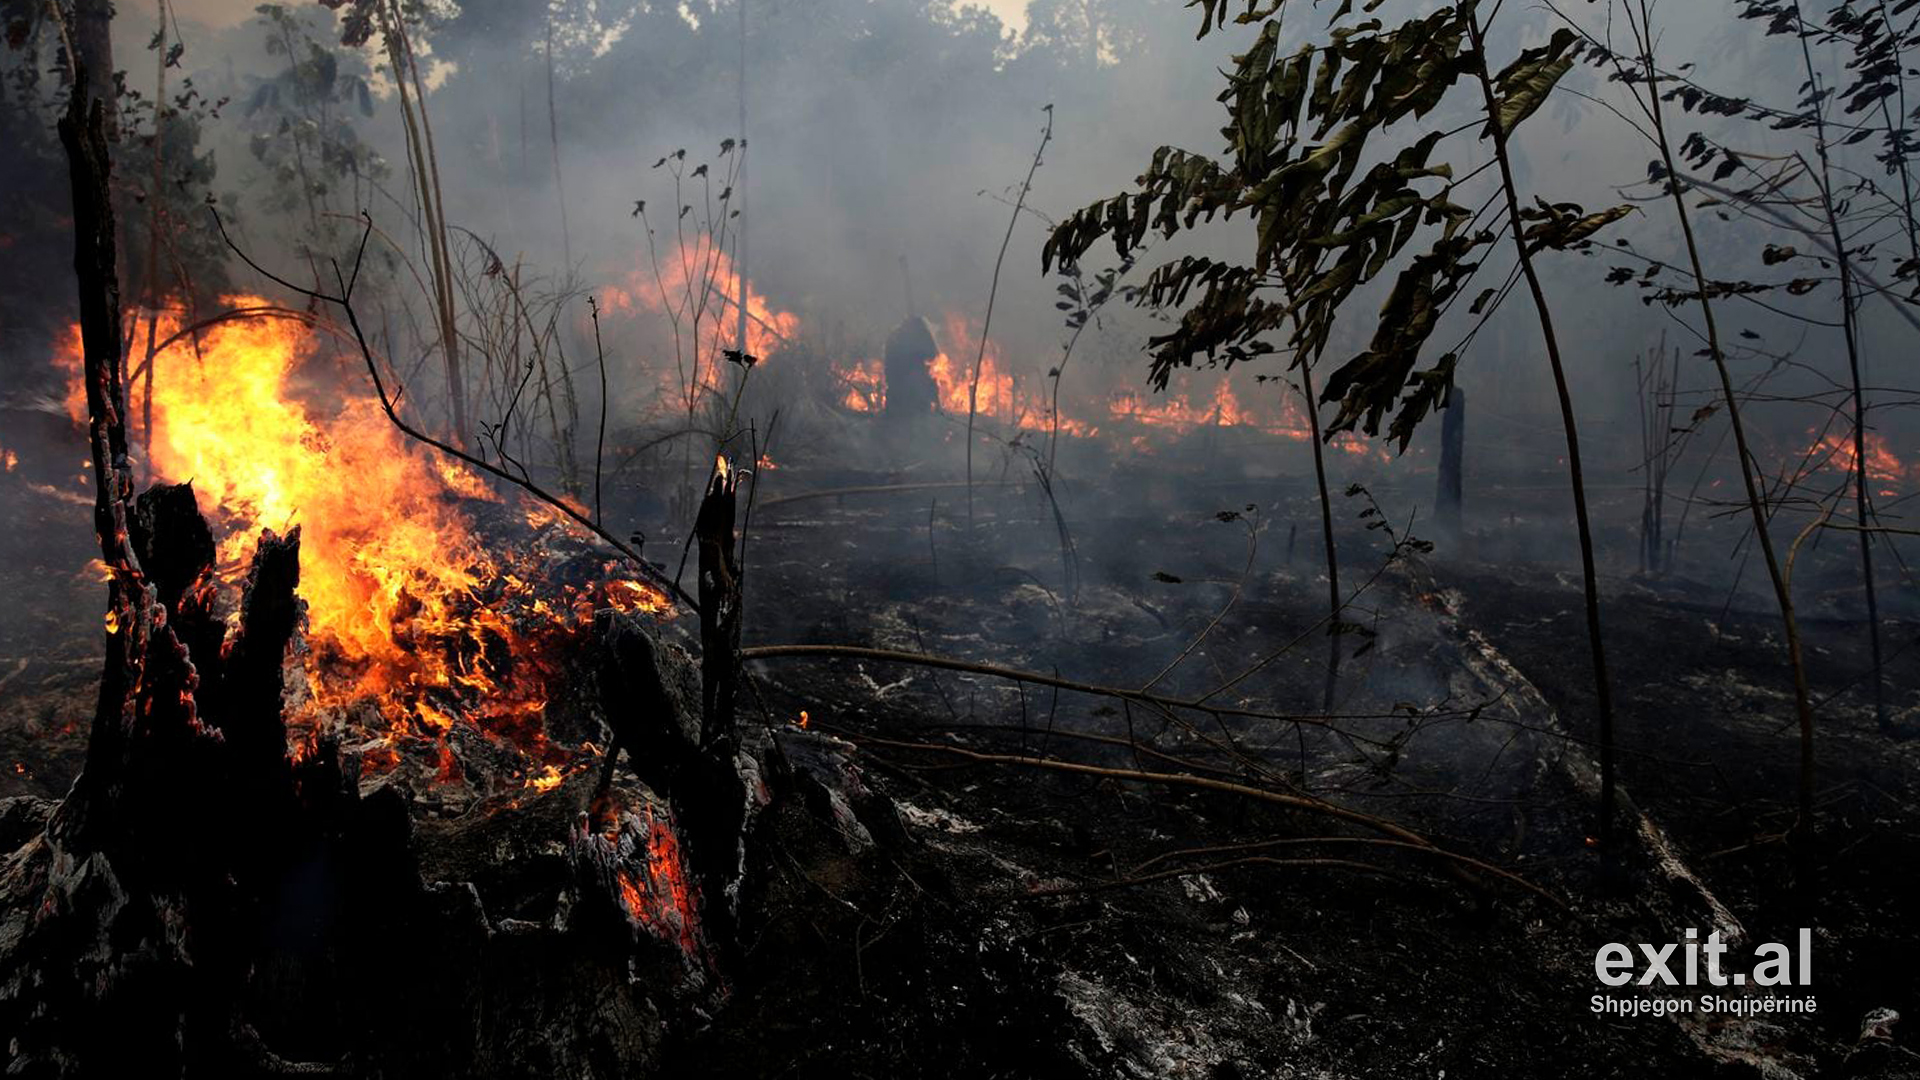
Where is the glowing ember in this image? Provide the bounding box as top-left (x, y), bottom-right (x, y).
top-left (609, 802), bottom-right (703, 959)
top-left (796, 709), bottom-right (810, 730)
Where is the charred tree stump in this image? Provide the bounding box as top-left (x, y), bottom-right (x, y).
top-left (8, 73), bottom-right (323, 1076)
top-left (1436, 387), bottom-right (1466, 542)
top-left (590, 462), bottom-right (756, 961)
top-left (51, 69), bottom-right (150, 856)
top-left (883, 316), bottom-right (939, 419)
top-left (697, 462), bottom-right (744, 749)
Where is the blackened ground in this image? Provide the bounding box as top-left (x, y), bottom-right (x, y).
top-left (4, 417), bottom-right (1916, 1077)
top-left (1448, 562), bottom-right (1920, 1057)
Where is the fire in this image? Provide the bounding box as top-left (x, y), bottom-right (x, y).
top-left (927, 312), bottom-right (1033, 423)
top-left (526, 764), bottom-right (564, 792)
top-left (602, 240), bottom-right (800, 398)
top-left (1108, 377), bottom-right (1382, 458)
top-left (1805, 428), bottom-right (1910, 497)
top-left (603, 578), bottom-right (672, 616)
top-left (796, 709), bottom-right (809, 730)
top-left (54, 300), bottom-right (670, 780)
top-left (1, 447), bottom-right (15, 471)
top-left (818, 309), bottom-right (1398, 456)
top-left (836, 358), bottom-right (886, 413)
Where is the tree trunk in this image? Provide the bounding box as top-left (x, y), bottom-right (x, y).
top-left (71, 0), bottom-right (116, 139)
top-left (1437, 387), bottom-right (1465, 543)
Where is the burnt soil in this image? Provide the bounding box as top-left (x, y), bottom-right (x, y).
top-left (4, 427), bottom-right (1917, 1078)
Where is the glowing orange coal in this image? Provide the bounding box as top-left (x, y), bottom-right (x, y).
top-left (614, 802), bottom-right (703, 959)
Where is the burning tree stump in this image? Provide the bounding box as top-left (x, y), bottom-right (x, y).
top-left (0, 480), bottom-right (309, 1074)
top-left (5, 72), bottom-right (927, 1080)
top-left (592, 461), bottom-right (761, 957)
top-left (3, 75), bottom-right (724, 1078)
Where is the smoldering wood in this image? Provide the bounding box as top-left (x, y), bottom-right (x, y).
top-left (9, 71), bottom-right (831, 1079)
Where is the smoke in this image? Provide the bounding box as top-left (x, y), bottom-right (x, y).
top-left (0, 0), bottom-right (1911, 593)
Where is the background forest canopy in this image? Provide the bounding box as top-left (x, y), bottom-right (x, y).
top-left (0, 0), bottom-right (1914, 510)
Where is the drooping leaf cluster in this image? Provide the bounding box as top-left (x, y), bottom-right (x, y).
top-left (244, 4), bottom-right (388, 234)
top-left (1586, 0), bottom-right (1920, 309)
top-left (1045, 3), bottom-right (1622, 451)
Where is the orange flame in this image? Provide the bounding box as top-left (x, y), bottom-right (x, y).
top-left (1805, 428), bottom-right (1910, 497)
top-left (835, 358), bottom-right (886, 413)
top-left (54, 301), bottom-right (669, 777)
top-left (602, 240), bottom-right (800, 396)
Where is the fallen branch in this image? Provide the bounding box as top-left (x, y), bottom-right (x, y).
top-left (1023, 855), bottom-right (1408, 898)
top-left (739, 642), bottom-right (1418, 747)
top-left (758, 480), bottom-right (1023, 511)
top-left (857, 734), bottom-right (1566, 910)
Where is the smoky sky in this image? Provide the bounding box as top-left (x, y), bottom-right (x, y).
top-left (50, 0), bottom-right (1919, 464)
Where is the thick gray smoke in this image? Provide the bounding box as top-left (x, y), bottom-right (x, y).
top-left (3, 0), bottom-right (1912, 576)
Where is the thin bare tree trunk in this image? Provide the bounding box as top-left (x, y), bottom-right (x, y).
top-left (1786, 2), bottom-right (1887, 734)
top-left (545, 15), bottom-right (573, 271)
top-left (968, 109), bottom-right (1051, 530)
top-left (1627, 0), bottom-right (1817, 836)
top-left (1468, 15), bottom-right (1618, 849)
top-left (382, 1), bottom-right (466, 445)
top-left (71, 0), bottom-right (116, 139)
top-left (1295, 360), bottom-right (1341, 713)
